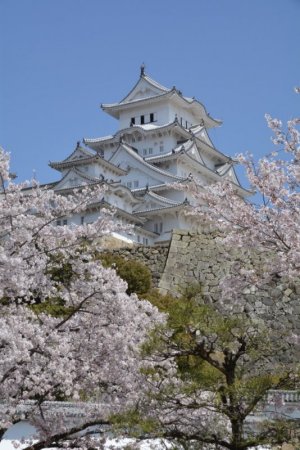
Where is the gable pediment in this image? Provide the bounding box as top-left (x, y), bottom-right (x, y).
top-left (53, 169), bottom-right (98, 191)
top-left (63, 146), bottom-right (95, 163)
top-left (186, 143), bottom-right (203, 163)
top-left (129, 87), bottom-right (160, 102)
top-left (120, 77), bottom-right (168, 104)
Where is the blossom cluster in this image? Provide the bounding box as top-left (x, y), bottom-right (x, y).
top-left (0, 148), bottom-right (162, 447)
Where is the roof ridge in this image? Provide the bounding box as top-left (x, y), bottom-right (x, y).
top-left (84, 122), bottom-right (177, 145)
top-left (146, 191), bottom-right (179, 205)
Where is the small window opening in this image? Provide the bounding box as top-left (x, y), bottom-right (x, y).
top-left (140, 115), bottom-right (145, 125)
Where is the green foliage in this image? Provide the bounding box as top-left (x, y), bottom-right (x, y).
top-left (98, 254), bottom-right (152, 295)
top-left (30, 296), bottom-right (74, 318)
top-left (110, 409), bottom-right (160, 437)
top-left (47, 261), bottom-right (74, 285)
top-left (138, 286), bottom-right (297, 449)
top-left (30, 259), bottom-right (76, 317)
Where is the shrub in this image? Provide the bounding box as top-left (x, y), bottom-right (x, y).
top-left (99, 254), bottom-right (152, 295)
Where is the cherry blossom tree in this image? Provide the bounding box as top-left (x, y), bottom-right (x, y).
top-left (0, 148), bottom-right (163, 449)
top-left (186, 100), bottom-right (300, 300)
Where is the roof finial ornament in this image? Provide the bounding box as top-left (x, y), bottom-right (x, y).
top-left (76, 140), bottom-right (80, 148)
top-left (140, 63), bottom-right (145, 77)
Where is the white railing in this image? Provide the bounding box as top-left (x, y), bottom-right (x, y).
top-left (266, 390), bottom-right (300, 404)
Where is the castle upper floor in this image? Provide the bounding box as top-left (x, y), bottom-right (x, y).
top-left (101, 67), bottom-right (221, 131)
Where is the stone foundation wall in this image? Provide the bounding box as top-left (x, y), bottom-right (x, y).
top-left (159, 229), bottom-right (235, 297)
top-left (158, 229), bottom-right (300, 343)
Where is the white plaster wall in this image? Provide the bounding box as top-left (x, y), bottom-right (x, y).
top-left (167, 104), bottom-right (197, 128)
top-left (120, 167), bottom-right (164, 189)
top-left (119, 103), bottom-right (170, 129)
top-left (119, 101), bottom-right (199, 131)
top-left (144, 213), bottom-right (178, 236)
top-left (130, 134), bottom-right (177, 157)
top-left (102, 145), bottom-right (117, 161)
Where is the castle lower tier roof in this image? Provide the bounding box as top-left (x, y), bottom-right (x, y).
top-left (49, 155), bottom-right (127, 176)
top-left (84, 120), bottom-right (229, 164)
top-left (131, 183), bottom-right (170, 194)
top-left (133, 201), bottom-right (189, 216)
top-left (134, 226), bottom-right (159, 238)
top-left (83, 121), bottom-right (177, 146)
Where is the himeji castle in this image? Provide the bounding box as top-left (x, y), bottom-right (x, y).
top-left (49, 66), bottom-right (248, 245)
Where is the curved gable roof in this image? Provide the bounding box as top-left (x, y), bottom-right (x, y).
top-left (118, 72), bottom-right (171, 105)
top-left (109, 142), bottom-right (185, 182)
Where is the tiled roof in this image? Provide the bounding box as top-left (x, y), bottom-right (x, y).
top-left (109, 142), bottom-right (185, 181)
top-left (83, 122), bottom-right (176, 145)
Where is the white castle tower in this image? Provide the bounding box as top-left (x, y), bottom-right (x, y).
top-left (49, 66), bottom-right (248, 245)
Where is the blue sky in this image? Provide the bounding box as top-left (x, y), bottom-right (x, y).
top-left (1, 0), bottom-right (299, 185)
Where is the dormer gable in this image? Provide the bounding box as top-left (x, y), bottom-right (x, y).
top-left (119, 72), bottom-right (170, 105)
top-left (53, 168), bottom-right (102, 192)
top-left (61, 144), bottom-right (95, 164)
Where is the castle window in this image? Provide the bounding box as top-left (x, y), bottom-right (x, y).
top-left (159, 144), bottom-right (164, 152)
top-left (137, 235), bottom-right (140, 243)
top-left (134, 180), bottom-right (139, 188)
top-left (143, 237), bottom-right (148, 245)
top-left (130, 117), bottom-right (135, 126)
top-left (143, 149), bottom-right (147, 156)
top-left (150, 113), bottom-right (154, 122)
top-left (127, 181), bottom-right (132, 188)
top-left (63, 219), bottom-right (68, 226)
top-left (154, 222), bottom-right (163, 233)
top-left (148, 148), bottom-right (153, 155)
top-left (56, 220), bottom-right (61, 226)
top-left (140, 115), bottom-right (145, 125)
top-left (81, 216), bottom-right (85, 225)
